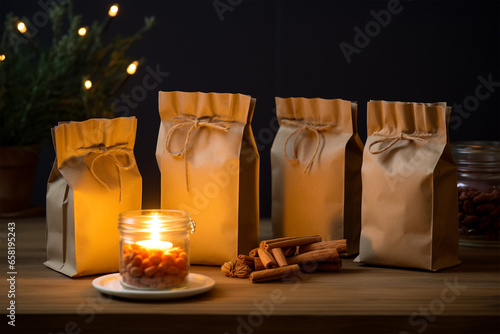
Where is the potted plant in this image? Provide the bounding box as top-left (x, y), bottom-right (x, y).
top-left (0, 1), bottom-right (155, 215)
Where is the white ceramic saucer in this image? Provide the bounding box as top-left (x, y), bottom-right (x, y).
top-left (92, 273), bottom-right (215, 300)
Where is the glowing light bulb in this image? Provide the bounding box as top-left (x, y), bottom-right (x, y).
top-left (108, 4), bottom-right (119, 17)
top-left (17, 22), bottom-right (27, 34)
top-left (0, 55), bottom-right (5, 61)
top-left (84, 80), bottom-right (92, 90)
top-left (78, 27), bottom-right (87, 36)
top-left (126, 61), bottom-right (138, 75)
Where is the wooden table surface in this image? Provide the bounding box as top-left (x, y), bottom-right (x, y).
top-left (1, 217), bottom-right (499, 334)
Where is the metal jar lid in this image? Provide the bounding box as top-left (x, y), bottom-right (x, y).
top-left (451, 141), bottom-right (500, 173)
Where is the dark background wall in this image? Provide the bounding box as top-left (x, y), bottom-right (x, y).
top-left (2, 0), bottom-right (499, 217)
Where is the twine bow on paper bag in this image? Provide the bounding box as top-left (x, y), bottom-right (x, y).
top-left (368, 132), bottom-right (435, 155)
top-left (281, 119), bottom-right (337, 173)
top-left (165, 114), bottom-right (231, 191)
top-left (76, 144), bottom-right (135, 202)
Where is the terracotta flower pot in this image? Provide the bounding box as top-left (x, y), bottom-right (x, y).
top-left (0, 145), bottom-right (40, 214)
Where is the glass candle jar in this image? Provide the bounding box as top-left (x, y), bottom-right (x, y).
top-left (452, 141), bottom-right (500, 247)
top-left (118, 210), bottom-right (195, 289)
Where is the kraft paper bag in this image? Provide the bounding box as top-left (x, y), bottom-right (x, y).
top-left (271, 97), bottom-right (363, 255)
top-left (156, 91), bottom-right (259, 265)
top-left (355, 101), bottom-right (460, 271)
top-left (45, 117), bottom-right (142, 277)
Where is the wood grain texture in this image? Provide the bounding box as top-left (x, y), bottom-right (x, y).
top-left (1, 217), bottom-right (499, 334)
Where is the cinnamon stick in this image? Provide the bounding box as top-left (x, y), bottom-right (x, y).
top-left (237, 254), bottom-right (255, 269)
top-left (249, 248), bottom-right (260, 257)
top-left (259, 236), bottom-right (292, 249)
top-left (301, 260), bottom-right (342, 273)
top-left (254, 257), bottom-right (265, 271)
top-left (287, 248), bottom-right (339, 265)
top-left (298, 240), bottom-right (347, 254)
top-left (317, 262), bottom-right (342, 272)
top-left (282, 247), bottom-right (296, 257)
top-left (271, 248), bottom-right (288, 267)
top-left (260, 235), bottom-right (322, 250)
top-left (325, 257), bottom-right (342, 264)
top-left (257, 248), bottom-right (278, 269)
top-left (249, 264), bottom-right (300, 283)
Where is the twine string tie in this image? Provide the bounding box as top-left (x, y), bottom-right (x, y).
top-left (281, 118), bottom-right (337, 173)
top-left (165, 115), bottom-right (230, 191)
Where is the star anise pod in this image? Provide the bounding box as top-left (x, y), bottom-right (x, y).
top-left (234, 262), bottom-right (252, 278)
top-left (221, 261), bottom-right (252, 278)
top-left (221, 261), bottom-right (237, 277)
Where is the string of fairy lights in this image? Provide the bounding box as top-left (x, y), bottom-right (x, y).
top-left (0, 4), bottom-right (139, 91)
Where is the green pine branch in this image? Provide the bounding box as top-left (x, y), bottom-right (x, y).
top-left (0, 2), bottom-right (156, 146)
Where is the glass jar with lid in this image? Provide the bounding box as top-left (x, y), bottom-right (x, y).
top-left (452, 141), bottom-right (500, 247)
top-left (118, 210), bottom-right (195, 289)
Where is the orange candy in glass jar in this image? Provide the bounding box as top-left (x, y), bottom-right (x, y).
top-left (118, 210), bottom-right (195, 289)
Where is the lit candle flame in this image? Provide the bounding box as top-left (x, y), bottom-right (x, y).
top-left (0, 54), bottom-right (5, 61)
top-left (108, 4), bottom-right (119, 17)
top-left (84, 80), bottom-right (92, 90)
top-left (136, 213), bottom-right (173, 250)
top-left (150, 214), bottom-right (161, 242)
top-left (78, 27), bottom-right (87, 36)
